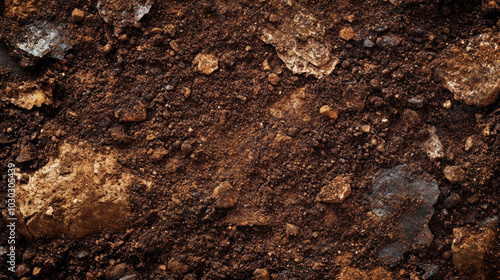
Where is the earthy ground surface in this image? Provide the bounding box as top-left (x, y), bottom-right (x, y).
top-left (1, 0), bottom-right (499, 279)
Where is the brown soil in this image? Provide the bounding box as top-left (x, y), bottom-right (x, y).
top-left (1, 0), bottom-right (499, 279)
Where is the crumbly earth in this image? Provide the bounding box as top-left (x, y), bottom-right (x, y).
top-left (0, 0), bottom-right (499, 279)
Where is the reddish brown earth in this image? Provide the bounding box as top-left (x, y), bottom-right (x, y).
top-left (1, 0), bottom-right (499, 279)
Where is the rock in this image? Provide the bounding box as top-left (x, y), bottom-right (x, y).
top-left (376, 33), bottom-right (401, 48)
top-left (285, 223), bottom-right (299, 237)
top-left (363, 39), bottom-right (375, 48)
top-left (452, 226), bottom-right (496, 279)
top-left (371, 165), bottom-right (439, 264)
top-left (180, 141), bottom-right (193, 155)
top-left (361, 125), bottom-right (370, 133)
top-left (15, 142), bottom-right (151, 239)
top-left (1, 79), bottom-right (54, 110)
top-left (193, 53), bottom-right (219, 75)
top-left (16, 263), bottom-right (30, 277)
top-left (422, 126), bottom-right (444, 159)
top-left (212, 181), bottom-right (238, 208)
top-left (167, 258), bottom-right (189, 274)
top-left (16, 142), bottom-right (35, 163)
top-left (402, 109), bottom-right (421, 126)
top-left (339, 27), bottom-right (355, 41)
top-left (413, 224), bottom-right (434, 249)
top-left (420, 263), bottom-right (440, 280)
top-left (268, 73), bottom-right (280, 85)
top-left (316, 175), bottom-right (351, 204)
top-left (15, 21), bottom-right (72, 60)
top-left (72, 8), bottom-right (85, 23)
top-left (408, 96), bottom-right (424, 109)
top-left (260, 11), bottom-right (339, 79)
top-left (319, 105), bottom-right (339, 120)
top-left (253, 268), bottom-right (270, 280)
top-left (464, 136), bottom-right (474, 151)
top-left (149, 147), bottom-right (168, 161)
top-left (151, 27), bottom-right (163, 34)
top-left (97, 0), bottom-right (154, 35)
top-left (443, 166), bottom-right (465, 183)
top-left (437, 33), bottom-right (500, 106)
top-left (116, 101), bottom-right (147, 122)
top-left (106, 263), bottom-right (134, 280)
top-left (109, 126), bottom-right (128, 142)
top-left (443, 100), bottom-right (452, 109)
top-left (32, 267), bottom-right (41, 276)
top-left (443, 193), bottom-right (460, 208)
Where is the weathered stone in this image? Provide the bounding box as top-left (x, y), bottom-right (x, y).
top-left (413, 224), bottom-right (434, 249)
top-left (319, 105), bottom-right (339, 120)
top-left (339, 27), bottom-right (355, 41)
top-left (1, 80), bottom-right (54, 110)
top-left (316, 175), bottom-right (351, 204)
top-left (376, 33), bottom-right (401, 48)
top-left (212, 181), bottom-right (237, 208)
top-left (193, 53), bottom-right (219, 75)
top-left (97, 0), bottom-right (154, 35)
top-left (438, 33), bottom-right (500, 106)
top-left (253, 268), bottom-right (270, 280)
top-left (15, 142), bottom-right (151, 239)
top-left (285, 223), bottom-right (299, 237)
top-left (371, 165), bottom-right (439, 263)
top-left (16, 21), bottom-right (72, 60)
top-left (422, 126), bottom-right (444, 159)
top-left (72, 8), bottom-right (85, 23)
top-left (452, 226), bottom-right (496, 279)
top-left (116, 101), bottom-right (147, 122)
top-left (260, 11), bottom-right (338, 79)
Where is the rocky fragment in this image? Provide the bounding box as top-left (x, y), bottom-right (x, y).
top-left (72, 8), bottom-right (85, 23)
top-left (212, 181), bottom-right (237, 208)
top-left (316, 175), bottom-right (351, 203)
top-left (376, 33), bottom-right (401, 48)
top-left (116, 101), bottom-right (147, 122)
top-left (413, 224), bottom-right (434, 249)
top-left (371, 165), bottom-right (439, 263)
top-left (97, 0), bottom-right (154, 34)
top-left (339, 27), bottom-right (355, 41)
top-left (339, 267), bottom-right (393, 280)
top-left (193, 53), bottom-right (219, 75)
top-left (285, 223), bottom-right (299, 237)
top-left (319, 105), bottom-right (339, 120)
top-left (16, 143), bottom-right (36, 163)
top-left (1, 79), bottom-right (54, 109)
top-left (260, 11), bottom-right (339, 79)
top-left (444, 165), bottom-right (466, 183)
top-left (253, 268), bottom-right (271, 280)
top-left (437, 33), bottom-right (500, 106)
top-left (422, 126), bottom-right (444, 159)
top-left (14, 142), bottom-right (151, 239)
top-left (452, 226), bottom-right (496, 279)
top-left (16, 21), bottom-right (72, 60)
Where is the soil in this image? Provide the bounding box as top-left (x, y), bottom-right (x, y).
top-left (0, 0), bottom-right (499, 279)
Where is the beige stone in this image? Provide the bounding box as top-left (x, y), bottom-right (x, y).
top-left (339, 27), bottom-right (355, 41)
top-left (319, 105), bottom-right (339, 120)
top-left (316, 176), bottom-right (351, 203)
top-left (1, 80), bottom-right (54, 110)
top-left (193, 53), bottom-right (219, 75)
top-left (212, 181), bottom-right (237, 208)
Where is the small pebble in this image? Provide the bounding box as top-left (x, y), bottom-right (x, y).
top-left (339, 27), bottom-right (355, 41)
top-left (72, 8), bottom-right (85, 23)
top-left (319, 105), bottom-right (339, 120)
top-left (268, 73), bottom-right (280, 85)
top-left (443, 100), bottom-right (452, 109)
top-left (151, 27), bottom-right (163, 34)
top-left (361, 125), bottom-right (371, 133)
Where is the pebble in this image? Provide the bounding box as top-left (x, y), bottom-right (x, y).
top-left (16, 143), bottom-right (35, 163)
top-left (193, 53), bottom-right (219, 75)
top-left (212, 181), bottom-right (238, 208)
top-left (363, 39), bottom-right (375, 48)
top-left (32, 267), bottom-right (42, 276)
top-left (180, 141), bottom-right (193, 155)
top-left (443, 100), bottom-right (452, 109)
top-left (316, 175), bottom-right (351, 203)
top-left (443, 165), bottom-right (465, 183)
top-left (106, 263), bottom-right (134, 280)
top-left (464, 136), bottom-right (474, 151)
top-left (339, 27), bottom-right (355, 41)
top-left (151, 27), bottom-right (163, 34)
top-left (402, 109), bottom-right (421, 126)
top-left (286, 223), bottom-right (299, 237)
top-left (376, 33), bottom-right (401, 48)
top-left (268, 73), bottom-right (280, 85)
top-left (319, 105), bottom-right (339, 120)
top-left (254, 269), bottom-right (271, 280)
top-left (443, 193), bottom-right (460, 208)
top-left (103, 43), bottom-right (113, 54)
top-left (72, 8), bottom-right (85, 23)
top-left (361, 125), bottom-right (370, 133)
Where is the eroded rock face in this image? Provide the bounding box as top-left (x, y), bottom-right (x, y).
top-left (16, 142), bottom-right (150, 239)
top-left (370, 165), bottom-right (439, 263)
top-left (260, 11), bottom-right (338, 79)
top-left (438, 33), bottom-right (500, 107)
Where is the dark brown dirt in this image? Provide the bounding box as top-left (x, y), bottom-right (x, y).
top-left (1, 0), bottom-right (499, 279)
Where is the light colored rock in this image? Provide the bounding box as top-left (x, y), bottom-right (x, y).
top-left (444, 165), bottom-right (466, 183)
top-left (1, 80), bottom-right (54, 110)
top-left (285, 223), bottom-right (299, 237)
top-left (14, 142), bottom-right (151, 239)
top-left (422, 126), bottom-right (444, 159)
top-left (452, 227), bottom-right (496, 279)
top-left (97, 0), bottom-right (154, 34)
top-left (253, 269), bottom-right (270, 280)
top-left (193, 53), bottom-right (219, 75)
top-left (212, 181), bottom-right (237, 208)
top-left (339, 267), bottom-right (393, 280)
top-left (438, 33), bottom-right (500, 106)
top-left (319, 105), bottom-right (339, 120)
top-left (316, 176), bottom-right (351, 203)
top-left (339, 27), bottom-right (355, 41)
top-left (260, 11), bottom-right (339, 79)
top-left (72, 8), bottom-right (85, 23)
top-left (16, 21), bottom-right (72, 60)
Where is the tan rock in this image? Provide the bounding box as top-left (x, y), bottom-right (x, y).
top-left (444, 166), bottom-right (466, 183)
top-left (253, 268), bottom-right (270, 280)
top-left (193, 53), bottom-right (219, 75)
top-left (422, 126), bottom-right (444, 159)
top-left (319, 105), bottom-right (339, 120)
top-left (452, 227), bottom-right (496, 279)
top-left (268, 73), bottom-right (280, 85)
top-left (14, 142), bottom-right (151, 239)
top-left (316, 176), bottom-right (351, 203)
top-left (72, 8), bottom-right (85, 23)
top-left (339, 27), bottom-right (355, 41)
top-left (438, 33), bottom-right (500, 106)
top-left (212, 181), bottom-right (238, 208)
top-left (1, 80), bottom-right (54, 110)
